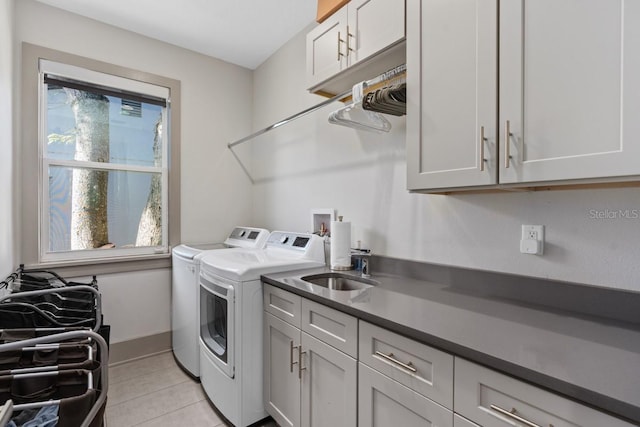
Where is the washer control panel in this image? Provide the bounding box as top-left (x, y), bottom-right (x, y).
top-left (265, 232), bottom-right (325, 262)
top-left (225, 227), bottom-right (270, 248)
top-left (267, 232), bottom-right (316, 251)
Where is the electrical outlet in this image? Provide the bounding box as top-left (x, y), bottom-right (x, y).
top-left (520, 225), bottom-right (544, 255)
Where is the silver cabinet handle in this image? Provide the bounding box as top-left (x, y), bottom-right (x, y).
top-left (375, 351), bottom-right (417, 373)
top-left (480, 126), bottom-right (487, 172)
top-left (504, 120), bottom-right (512, 168)
top-left (337, 31), bottom-right (345, 61)
top-left (290, 340), bottom-right (298, 373)
top-left (347, 25), bottom-right (354, 55)
top-left (490, 404), bottom-right (547, 427)
top-left (298, 346), bottom-right (307, 379)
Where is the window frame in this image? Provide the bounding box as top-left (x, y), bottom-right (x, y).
top-left (39, 61), bottom-right (170, 262)
top-left (22, 43), bottom-right (181, 275)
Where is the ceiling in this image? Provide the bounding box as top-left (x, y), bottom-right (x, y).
top-left (35, 0), bottom-right (317, 70)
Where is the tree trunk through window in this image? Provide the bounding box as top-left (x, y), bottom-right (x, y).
top-left (136, 118), bottom-right (163, 247)
top-left (66, 89), bottom-right (110, 250)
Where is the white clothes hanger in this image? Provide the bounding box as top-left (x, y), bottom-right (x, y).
top-left (328, 81), bottom-right (392, 133)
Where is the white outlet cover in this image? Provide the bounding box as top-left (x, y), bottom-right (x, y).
top-left (520, 225), bottom-right (544, 255)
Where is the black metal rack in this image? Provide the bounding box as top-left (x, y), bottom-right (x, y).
top-left (0, 267), bottom-right (109, 427)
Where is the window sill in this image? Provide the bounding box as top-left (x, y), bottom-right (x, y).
top-left (24, 253), bottom-right (171, 278)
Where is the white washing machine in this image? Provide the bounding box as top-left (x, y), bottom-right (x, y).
top-left (198, 231), bottom-right (325, 427)
top-left (171, 226), bottom-right (269, 378)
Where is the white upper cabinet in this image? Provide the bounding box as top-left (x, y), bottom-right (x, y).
top-left (307, 0), bottom-right (405, 94)
top-left (347, 0), bottom-right (405, 67)
top-left (408, 0), bottom-right (640, 192)
top-left (500, 0), bottom-right (640, 184)
top-left (307, 7), bottom-right (349, 90)
top-left (407, 0), bottom-right (498, 190)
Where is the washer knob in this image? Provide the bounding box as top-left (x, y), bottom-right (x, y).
top-left (280, 235), bottom-right (289, 244)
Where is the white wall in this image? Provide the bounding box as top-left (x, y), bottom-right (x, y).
top-left (78, 269), bottom-right (172, 342)
top-left (0, 0), bottom-right (16, 279)
top-left (15, 0), bottom-right (255, 342)
top-left (251, 27), bottom-right (640, 293)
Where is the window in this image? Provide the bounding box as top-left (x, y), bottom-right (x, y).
top-left (20, 44), bottom-right (181, 271)
top-left (39, 60), bottom-right (171, 263)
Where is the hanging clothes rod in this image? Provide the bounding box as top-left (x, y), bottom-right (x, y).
top-left (228, 64), bottom-right (406, 149)
top-left (228, 88), bottom-right (351, 149)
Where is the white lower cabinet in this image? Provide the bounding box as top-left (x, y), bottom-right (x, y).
top-left (359, 363), bottom-right (453, 427)
top-left (453, 414), bottom-right (480, 427)
top-left (358, 320), bottom-right (454, 427)
top-left (264, 285), bottom-right (631, 427)
top-left (358, 321), bottom-right (454, 408)
top-left (263, 285), bottom-right (357, 427)
top-left (454, 358), bottom-right (635, 427)
top-left (301, 332), bottom-right (357, 427)
top-left (264, 312), bottom-right (301, 427)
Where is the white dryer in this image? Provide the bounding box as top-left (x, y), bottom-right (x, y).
top-left (171, 226), bottom-right (269, 378)
top-left (198, 231), bottom-right (325, 427)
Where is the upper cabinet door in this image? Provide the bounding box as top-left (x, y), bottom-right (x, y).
top-left (500, 0), bottom-right (640, 184)
top-left (307, 7), bottom-right (349, 89)
top-left (406, 0), bottom-right (498, 190)
top-left (347, 0), bottom-right (405, 67)
top-left (306, 0), bottom-right (406, 94)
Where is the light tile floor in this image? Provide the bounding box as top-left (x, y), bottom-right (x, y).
top-left (106, 351), bottom-right (277, 427)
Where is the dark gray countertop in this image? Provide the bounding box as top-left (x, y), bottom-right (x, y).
top-left (261, 256), bottom-right (640, 424)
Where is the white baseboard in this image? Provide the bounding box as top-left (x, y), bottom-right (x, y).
top-left (108, 331), bottom-right (171, 365)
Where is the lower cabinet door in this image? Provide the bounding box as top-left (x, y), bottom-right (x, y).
top-left (454, 414), bottom-right (481, 427)
top-left (300, 332), bottom-right (357, 427)
top-left (264, 312), bottom-right (301, 427)
top-left (455, 358), bottom-right (636, 427)
top-left (358, 363), bottom-right (453, 427)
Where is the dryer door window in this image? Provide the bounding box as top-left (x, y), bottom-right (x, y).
top-left (200, 276), bottom-right (234, 378)
top-left (204, 293), bottom-right (228, 362)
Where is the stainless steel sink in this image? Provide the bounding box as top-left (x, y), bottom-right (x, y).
top-left (300, 273), bottom-right (378, 291)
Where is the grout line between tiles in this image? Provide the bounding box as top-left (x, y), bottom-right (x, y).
top-left (108, 349), bottom-right (173, 368)
top-left (109, 352), bottom-right (174, 370)
top-left (108, 369), bottom-right (187, 387)
top-left (108, 361), bottom-right (190, 387)
top-left (128, 398), bottom-right (211, 427)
